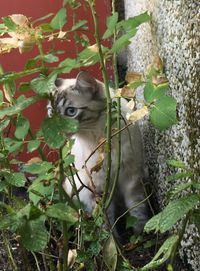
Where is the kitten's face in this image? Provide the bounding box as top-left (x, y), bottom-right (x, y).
top-left (50, 71), bottom-right (106, 132)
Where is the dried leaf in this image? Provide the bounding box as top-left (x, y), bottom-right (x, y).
top-left (153, 55), bottom-right (163, 71)
top-left (103, 236), bottom-right (117, 271)
top-left (57, 30), bottom-right (66, 39)
top-left (117, 86), bottom-right (135, 98)
top-left (68, 249), bottom-right (77, 268)
top-left (126, 106), bottom-right (148, 123)
top-left (10, 14), bottom-right (29, 27)
top-left (152, 75), bottom-right (168, 86)
top-left (125, 71), bottom-right (142, 83)
top-left (88, 44), bottom-right (99, 53)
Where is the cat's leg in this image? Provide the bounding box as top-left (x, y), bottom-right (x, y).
top-left (119, 175), bottom-right (149, 234)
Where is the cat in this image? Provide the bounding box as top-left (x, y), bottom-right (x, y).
top-left (47, 71), bottom-right (149, 234)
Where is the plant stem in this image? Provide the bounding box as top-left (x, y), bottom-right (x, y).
top-left (88, 0), bottom-right (112, 209)
top-left (3, 233), bottom-right (18, 271)
top-left (58, 147), bottom-right (69, 271)
top-left (169, 213), bottom-right (190, 268)
top-left (106, 0), bottom-right (121, 210)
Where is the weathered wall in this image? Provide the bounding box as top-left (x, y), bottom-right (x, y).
top-left (123, 0), bottom-right (200, 270)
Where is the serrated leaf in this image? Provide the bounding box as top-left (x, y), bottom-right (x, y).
top-left (140, 235), bottom-right (179, 271)
top-left (42, 115), bottom-right (78, 149)
top-left (27, 139), bottom-right (40, 153)
top-left (167, 172), bottom-right (193, 182)
top-left (150, 96), bottom-right (177, 130)
top-left (168, 183), bottom-right (192, 198)
top-left (167, 159), bottom-right (187, 169)
top-left (0, 95), bottom-right (40, 119)
top-left (118, 12), bottom-right (151, 31)
top-left (0, 213), bottom-right (22, 231)
top-left (144, 82), bottom-right (168, 103)
top-left (110, 28), bottom-right (137, 53)
top-left (50, 8), bottom-right (67, 29)
top-left (144, 194), bottom-right (199, 233)
top-left (59, 58), bottom-right (79, 73)
top-left (103, 236), bottom-right (117, 271)
top-left (15, 115), bottom-right (30, 139)
top-left (6, 172), bottom-right (26, 187)
top-left (24, 161), bottom-right (53, 174)
top-left (71, 20), bottom-right (87, 31)
top-left (19, 216), bottom-right (48, 252)
top-left (31, 73), bottom-right (57, 96)
top-left (103, 12), bottom-right (118, 39)
top-left (46, 203), bottom-right (78, 223)
top-left (18, 204), bottom-right (42, 220)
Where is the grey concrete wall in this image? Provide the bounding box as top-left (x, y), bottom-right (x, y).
top-left (123, 0), bottom-right (200, 270)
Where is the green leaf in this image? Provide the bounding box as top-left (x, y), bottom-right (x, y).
top-left (4, 80), bottom-right (16, 98)
top-left (0, 90), bottom-right (3, 104)
top-left (0, 23), bottom-right (6, 34)
top-left (59, 58), bottom-right (79, 73)
top-left (24, 161), bottom-right (53, 174)
top-left (6, 172), bottom-right (26, 187)
top-left (71, 20), bottom-right (87, 31)
top-left (140, 235), bottom-right (179, 271)
top-left (25, 59), bottom-right (37, 70)
top-left (144, 194), bottom-right (199, 233)
top-left (28, 174), bottom-right (54, 205)
top-left (150, 96), bottom-right (177, 130)
top-left (167, 172), bottom-right (193, 182)
top-left (0, 213), bottom-right (22, 231)
top-left (35, 53), bottom-right (59, 63)
top-left (50, 8), bottom-right (67, 29)
top-left (42, 115), bottom-right (78, 149)
top-left (46, 203), bottom-right (78, 223)
top-left (0, 119), bottom-right (10, 132)
top-left (167, 159), bottom-right (187, 169)
top-left (19, 82), bottom-right (31, 92)
top-left (18, 204), bottom-right (42, 220)
top-left (2, 16), bottom-right (17, 31)
top-left (15, 115), bottom-right (30, 140)
top-left (0, 96), bottom-right (40, 119)
top-left (31, 73), bottom-right (57, 96)
top-left (126, 216), bottom-right (138, 229)
top-left (144, 82), bottom-right (168, 103)
top-left (40, 23), bottom-right (54, 32)
top-left (103, 236), bottom-right (117, 271)
top-left (103, 12), bottom-right (118, 39)
top-left (191, 210), bottom-right (200, 232)
top-left (118, 12), bottom-right (151, 31)
top-left (110, 28), bottom-right (137, 53)
top-left (27, 139), bottom-right (40, 153)
top-left (4, 138), bottom-right (23, 153)
top-left (168, 183), bottom-right (193, 198)
top-left (19, 216), bottom-right (48, 252)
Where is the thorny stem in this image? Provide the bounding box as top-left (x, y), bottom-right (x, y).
top-left (88, 0), bottom-right (112, 209)
top-left (58, 147), bottom-right (69, 271)
top-left (106, 0), bottom-right (121, 210)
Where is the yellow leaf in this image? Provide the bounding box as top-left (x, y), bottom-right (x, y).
top-left (121, 85), bottom-right (135, 98)
top-left (67, 249), bottom-right (77, 268)
top-left (126, 106), bottom-right (149, 123)
top-left (26, 157), bottom-right (42, 165)
top-left (57, 31), bottom-right (66, 39)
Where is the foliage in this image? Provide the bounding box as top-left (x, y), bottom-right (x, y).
top-left (0, 0), bottom-right (190, 270)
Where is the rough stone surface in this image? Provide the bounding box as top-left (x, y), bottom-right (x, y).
top-left (123, 0), bottom-right (200, 270)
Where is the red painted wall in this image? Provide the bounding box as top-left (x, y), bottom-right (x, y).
top-left (0, 0), bottom-right (112, 162)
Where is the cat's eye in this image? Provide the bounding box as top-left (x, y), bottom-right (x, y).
top-left (64, 107), bottom-right (78, 117)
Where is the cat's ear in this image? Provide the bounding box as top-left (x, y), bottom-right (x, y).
top-left (55, 78), bottom-right (64, 88)
top-left (75, 71), bottom-right (97, 94)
